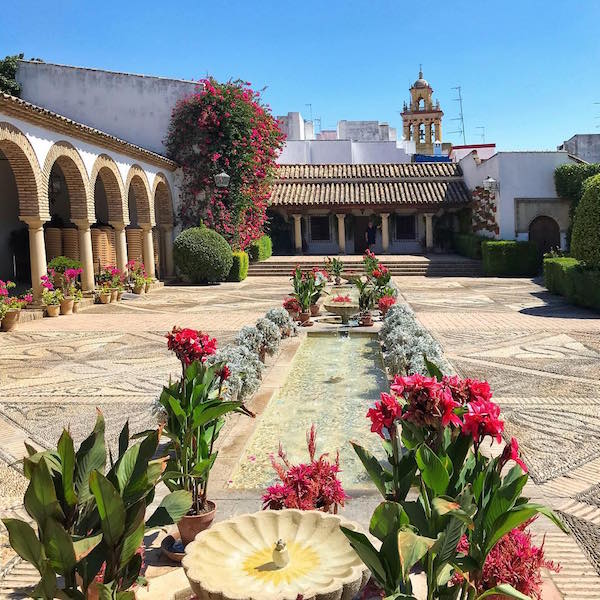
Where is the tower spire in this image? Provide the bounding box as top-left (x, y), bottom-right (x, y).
top-left (419, 63), bottom-right (423, 78)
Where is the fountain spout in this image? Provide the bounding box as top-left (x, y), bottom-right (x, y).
top-left (272, 539), bottom-right (290, 568)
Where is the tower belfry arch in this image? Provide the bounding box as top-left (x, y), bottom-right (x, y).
top-left (401, 67), bottom-right (444, 154)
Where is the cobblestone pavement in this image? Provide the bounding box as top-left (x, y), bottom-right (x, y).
top-left (399, 275), bottom-right (600, 599)
top-left (1, 274), bottom-right (600, 598)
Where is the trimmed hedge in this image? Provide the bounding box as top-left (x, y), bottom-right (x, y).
top-left (544, 257), bottom-right (600, 310)
top-left (47, 255), bottom-right (83, 273)
top-left (571, 174), bottom-right (600, 268)
top-left (248, 235), bottom-right (272, 262)
top-left (482, 240), bottom-right (539, 276)
top-left (228, 251), bottom-right (249, 282)
top-left (173, 226), bottom-right (233, 283)
top-left (453, 233), bottom-right (487, 259)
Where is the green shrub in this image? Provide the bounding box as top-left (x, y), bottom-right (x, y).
top-left (453, 233), bottom-right (487, 259)
top-left (248, 235), bottom-right (272, 262)
top-left (228, 251), bottom-right (249, 281)
top-left (544, 257), bottom-right (600, 310)
top-left (173, 226), bottom-right (233, 283)
top-left (554, 163), bottom-right (600, 243)
top-left (47, 255), bottom-right (83, 273)
top-left (571, 174), bottom-right (600, 268)
top-left (482, 240), bottom-right (539, 276)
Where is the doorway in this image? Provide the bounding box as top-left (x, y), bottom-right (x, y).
top-left (529, 215), bottom-right (560, 256)
top-left (354, 216), bottom-right (370, 254)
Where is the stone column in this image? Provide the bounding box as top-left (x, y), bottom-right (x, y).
top-left (381, 213), bottom-right (390, 253)
top-left (435, 119), bottom-right (442, 141)
top-left (292, 214), bottom-right (302, 253)
top-left (425, 120), bottom-right (432, 145)
top-left (74, 220), bottom-right (95, 293)
top-left (160, 224), bottom-right (175, 277)
top-left (424, 213), bottom-right (434, 251)
top-left (109, 222), bottom-right (128, 272)
top-left (336, 214), bottom-right (346, 254)
top-left (21, 217), bottom-right (48, 303)
top-left (141, 224), bottom-right (156, 279)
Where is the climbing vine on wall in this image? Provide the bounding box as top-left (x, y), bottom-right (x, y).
top-left (471, 186), bottom-right (499, 235)
top-left (165, 78), bottom-right (285, 250)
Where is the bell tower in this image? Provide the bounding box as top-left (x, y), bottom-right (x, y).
top-left (401, 66), bottom-right (444, 154)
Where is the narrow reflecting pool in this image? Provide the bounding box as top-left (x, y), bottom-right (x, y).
top-left (230, 332), bottom-right (388, 489)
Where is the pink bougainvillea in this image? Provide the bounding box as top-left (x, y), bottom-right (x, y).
top-left (165, 78), bottom-right (286, 249)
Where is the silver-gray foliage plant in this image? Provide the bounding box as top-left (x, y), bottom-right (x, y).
top-left (264, 307), bottom-right (298, 337)
top-left (235, 325), bottom-right (264, 353)
top-left (256, 317), bottom-right (281, 356)
top-left (207, 344), bottom-right (264, 402)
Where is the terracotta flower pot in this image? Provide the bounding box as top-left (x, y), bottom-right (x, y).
top-left (110, 288), bottom-right (118, 302)
top-left (98, 292), bottom-right (111, 304)
top-left (145, 281), bottom-right (151, 293)
top-left (73, 301), bottom-right (80, 313)
top-left (310, 303), bottom-right (320, 317)
top-left (177, 501), bottom-right (217, 546)
top-left (117, 290), bottom-right (124, 301)
top-left (133, 284), bottom-right (144, 295)
top-left (1, 309), bottom-right (20, 332)
top-left (359, 313), bottom-right (373, 327)
top-left (46, 304), bottom-right (60, 317)
top-left (60, 297), bottom-right (75, 315)
top-left (298, 311), bottom-right (311, 324)
top-left (335, 276), bottom-right (341, 285)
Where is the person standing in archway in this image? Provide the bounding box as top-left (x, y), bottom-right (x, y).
top-left (365, 219), bottom-right (377, 251)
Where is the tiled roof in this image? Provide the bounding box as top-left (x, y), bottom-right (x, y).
top-left (0, 93), bottom-right (177, 170)
top-left (271, 163), bottom-right (470, 208)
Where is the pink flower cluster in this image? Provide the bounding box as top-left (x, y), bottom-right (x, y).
top-left (166, 326), bottom-right (218, 366)
top-left (378, 295), bottom-right (396, 312)
top-left (454, 520), bottom-right (559, 598)
top-left (0, 280), bottom-right (15, 297)
top-left (331, 295), bottom-right (352, 303)
top-left (40, 274), bottom-right (54, 290)
top-left (262, 425), bottom-right (346, 512)
top-left (283, 297), bottom-right (301, 312)
top-left (367, 374), bottom-right (513, 451)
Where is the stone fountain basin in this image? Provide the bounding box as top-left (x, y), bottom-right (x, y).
top-left (323, 302), bottom-right (359, 324)
top-left (182, 509), bottom-right (369, 600)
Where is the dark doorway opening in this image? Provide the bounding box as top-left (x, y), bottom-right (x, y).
top-left (529, 216), bottom-right (560, 256)
top-left (354, 216), bottom-right (370, 254)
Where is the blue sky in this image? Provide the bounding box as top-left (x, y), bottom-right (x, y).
top-left (3, 0), bottom-right (600, 150)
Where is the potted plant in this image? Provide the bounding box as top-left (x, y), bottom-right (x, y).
top-left (144, 276), bottom-right (153, 293)
top-left (352, 276), bottom-right (374, 326)
top-left (290, 266), bottom-right (313, 324)
top-left (73, 288), bottom-right (83, 312)
top-left (57, 267), bottom-right (83, 314)
top-left (0, 281), bottom-right (30, 332)
top-left (97, 284), bottom-right (112, 304)
top-left (2, 412), bottom-right (192, 600)
top-left (132, 273), bottom-right (145, 294)
top-left (283, 296), bottom-right (301, 319)
top-left (159, 327), bottom-right (254, 545)
top-left (309, 268), bottom-right (328, 316)
top-left (41, 275), bottom-right (63, 317)
top-left (326, 256), bottom-right (344, 286)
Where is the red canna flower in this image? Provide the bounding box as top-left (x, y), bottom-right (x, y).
top-left (462, 399), bottom-right (504, 445)
top-left (499, 437), bottom-right (528, 473)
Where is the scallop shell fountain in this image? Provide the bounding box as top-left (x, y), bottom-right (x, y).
top-left (182, 509), bottom-right (370, 600)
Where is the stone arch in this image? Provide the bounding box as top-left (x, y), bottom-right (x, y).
top-left (90, 154), bottom-right (128, 224)
top-left (529, 215), bottom-right (561, 255)
top-left (0, 121), bottom-right (47, 219)
top-left (126, 165), bottom-right (154, 226)
top-left (42, 141), bottom-right (93, 222)
top-left (152, 172), bottom-right (174, 226)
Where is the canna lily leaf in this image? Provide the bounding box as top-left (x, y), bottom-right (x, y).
top-left (24, 458), bottom-right (65, 525)
top-left (397, 528), bottom-right (435, 580)
top-left (145, 490), bottom-right (193, 529)
top-left (43, 518), bottom-right (77, 575)
top-left (1, 518), bottom-right (43, 570)
top-left (370, 501), bottom-right (409, 542)
top-left (57, 430), bottom-right (78, 510)
top-left (415, 444), bottom-right (449, 496)
top-left (75, 411), bottom-right (106, 502)
top-left (73, 532), bottom-right (103, 562)
top-left (475, 583), bottom-right (532, 599)
top-left (89, 470), bottom-right (125, 547)
top-left (350, 441), bottom-right (389, 497)
top-left (119, 502), bottom-right (145, 569)
top-left (340, 526), bottom-right (387, 584)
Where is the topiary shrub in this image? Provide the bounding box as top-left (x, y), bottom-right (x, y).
top-left (452, 233), bottom-right (487, 259)
top-left (47, 255), bottom-right (83, 273)
top-left (544, 257), bottom-right (600, 311)
top-left (482, 241), bottom-right (539, 276)
top-left (571, 174), bottom-right (600, 268)
top-left (228, 251), bottom-right (249, 282)
top-left (173, 226), bottom-right (233, 283)
top-left (248, 235), bottom-right (272, 262)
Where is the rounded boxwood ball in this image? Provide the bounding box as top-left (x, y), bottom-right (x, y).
top-left (173, 226), bottom-right (233, 283)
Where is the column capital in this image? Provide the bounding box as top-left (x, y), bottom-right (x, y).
top-left (108, 221), bottom-right (127, 231)
top-left (159, 223), bottom-right (174, 231)
top-left (139, 222), bottom-right (153, 232)
top-left (20, 216), bottom-right (47, 229)
top-left (73, 219), bottom-right (92, 230)
top-left (335, 213), bottom-right (346, 220)
top-left (292, 213), bottom-right (302, 221)
top-left (379, 212), bottom-right (390, 218)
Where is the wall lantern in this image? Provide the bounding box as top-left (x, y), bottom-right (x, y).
top-left (482, 176), bottom-right (498, 192)
top-left (214, 171), bottom-right (231, 188)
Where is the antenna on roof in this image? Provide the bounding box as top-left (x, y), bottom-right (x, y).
top-left (305, 103), bottom-right (313, 122)
top-left (448, 86), bottom-right (466, 145)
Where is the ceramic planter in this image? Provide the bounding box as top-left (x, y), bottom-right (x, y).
top-left (298, 311), bottom-right (311, 324)
top-left (133, 284), bottom-right (144, 294)
top-left (98, 292), bottom-right (111, 304)
top-left (1, 309), bottom-right (20, 331)
top-left (46, 304), bottom-right (60, 317)
top-left (110, 288), bottom-right (118, 302)
top-left (60, 297), bottom-right (75, 315)
top-left (177, 500), bottom-right (217, 546)
top-left (359, 313), bottom-right (373, 327)
top-left (310, 303), bottom-right (320, 317)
